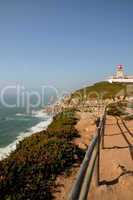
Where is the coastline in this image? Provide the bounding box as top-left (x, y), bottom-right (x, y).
top-left (0, 95), bottom-right (65, 161)
top-left (0, 109), bottom-right (54, 160)
top-left (0, 107), bottom-right (83, 199)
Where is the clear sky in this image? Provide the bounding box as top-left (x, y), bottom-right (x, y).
top-left (0, 0), bottom-right (133, 91)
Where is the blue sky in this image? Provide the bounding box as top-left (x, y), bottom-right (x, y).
top-left (0, 0), bottom-right (133, 91)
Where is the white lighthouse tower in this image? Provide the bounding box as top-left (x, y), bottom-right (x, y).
top-left (116, 64), bottom-right (124, 78)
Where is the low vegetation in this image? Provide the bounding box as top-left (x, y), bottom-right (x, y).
top-left (107, 101), bottom-right (128, 116)
top-left (47, 110), bottom-right (78, 139)
top-left (0, 109), bottom-right (84, 200)
top-left (71, 81), bottom-right (126, 100)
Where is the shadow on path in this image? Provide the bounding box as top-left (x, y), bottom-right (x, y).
top-left (103, 146), bottom-right (129, 150)
top-left (99, 170), bottom-right (133, 186)
top-left (99, 116), bottom-right (133, 186)
top-left (121, 119), bottom-right (133, 138)
top-left (116, 117), bottom-right (133, 160)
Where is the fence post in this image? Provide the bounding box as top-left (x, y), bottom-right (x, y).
top-left (96, 127), bottom-right (101, 186)
top-left (101, 113), bottom-right (106, 149)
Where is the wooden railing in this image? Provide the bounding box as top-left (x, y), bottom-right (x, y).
top-left (69, 110), bottom-right (106, 200)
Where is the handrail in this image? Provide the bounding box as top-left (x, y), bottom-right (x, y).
top-left (69, 111), bottom-right (106, 200)
top-left (69, 132), bottom-right (98, 200)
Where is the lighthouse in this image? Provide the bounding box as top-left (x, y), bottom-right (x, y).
top-left (108, 65), bottom-right (133, 83)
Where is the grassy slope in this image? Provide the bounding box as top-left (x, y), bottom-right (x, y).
top-left (0, 109), bottom-right (84, 200)
top-left (71, 81), bottom-right (126, 100)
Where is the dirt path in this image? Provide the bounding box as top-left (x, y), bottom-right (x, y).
top-left (89, 116), bottom-right (133, 200)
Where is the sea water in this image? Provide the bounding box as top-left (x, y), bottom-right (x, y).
top-left (0, 94), bottom-right (53, 160)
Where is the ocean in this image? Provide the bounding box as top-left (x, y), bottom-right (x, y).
top-left (0, 94), bottom-right (53, 160)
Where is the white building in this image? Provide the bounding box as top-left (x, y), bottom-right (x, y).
top-left (108, 65), bottom-right (133, 83)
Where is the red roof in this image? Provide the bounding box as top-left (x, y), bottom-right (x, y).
top-left (116, 64), bottom-right (124, 69)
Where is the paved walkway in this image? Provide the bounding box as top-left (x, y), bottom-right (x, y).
top-left (89, 116), bottom-right (133, 200)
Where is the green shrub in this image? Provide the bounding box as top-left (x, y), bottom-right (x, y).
top-left (71, 81), bottom-right (126, 100)
top-left (107, 102), bottom-right (127, 116)
top-left (0, 110), bottom-right (84, 200)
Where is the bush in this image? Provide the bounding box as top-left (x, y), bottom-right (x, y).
top-left (0, 110), bottom-right (84, 200)
top-left (107, 102), bottom-right (127, 116)
top-left (47, 111), bottom-right (79, 140)
top-left (71, 81), bottom-right (126, 100)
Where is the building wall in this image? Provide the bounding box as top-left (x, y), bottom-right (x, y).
top-left (116, 69), bottom-right (124, 78)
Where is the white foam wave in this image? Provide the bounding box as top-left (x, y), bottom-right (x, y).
top-left (16, 113), bottom-right (27, 117)
top-left (5, 117), bottom-right (14, 121)
top-left (0, 111), bottom-right (53, 160)
top-left (31, 110), bottom-right (49, 118)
